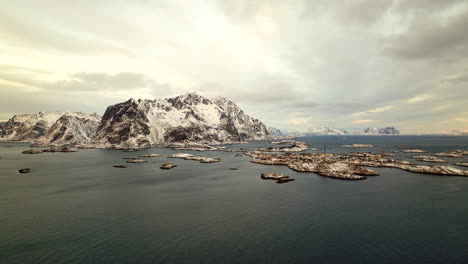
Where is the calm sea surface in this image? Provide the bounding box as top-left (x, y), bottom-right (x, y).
top-left (1, 136), bottom-right (468, 264)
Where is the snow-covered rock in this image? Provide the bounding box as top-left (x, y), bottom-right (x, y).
top-left (92, 92), bottom-right (270, 148)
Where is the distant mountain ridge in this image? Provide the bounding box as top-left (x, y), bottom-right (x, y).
top-left (361, 127), bottom-right (400, 135)
top-left (299, 127), bottom-right (349, 135)
top-left (282, 126), bottom-right (400, 136)
top-left (449, 130), bottom-right (468, 135)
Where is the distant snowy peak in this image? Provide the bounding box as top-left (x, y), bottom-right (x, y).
top-left (450, 130), bottom-right (468, 135)
top-left (267, 126), bottom-right (284, 136)
top-left (93, 92), bottom-right (269, 148)
top-left (362, 127), bottom-right (400, 135)
top-left (299, 127), bottom-right (349, 135)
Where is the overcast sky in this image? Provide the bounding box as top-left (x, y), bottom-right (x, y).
top-left (1, 0), bottom-right (468, 134)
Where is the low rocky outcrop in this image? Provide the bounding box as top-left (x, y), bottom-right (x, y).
top-left (168, 153), bottom-right (194, 158)
top-left (454, 162), bottom-right (468, 167)
top-left (22, 146), bottom-right (77, 154)
top-left (168, 153), bottom-right (220, 163)
top-left (161, 162), bottom-right (177, 169)
top-left (22, 149), bottom-right (43, 154)
top-left (433, 150), bottom-right (468, 158)
top-left (170, 142), bottom-right (222, 151)
top-left (260, 173), bottom-right (295, 184)
top-left (139, 154), bottom-right (161, 158)
top-left (126, 159), bottom-right (147, 163)
top-left (258, 140), bottom-right (309, 152)
top-left (408, 155), bottom-right (447, 163)
top-left (402, 149), bottom-right (426, 153)
top-left (341, 144), bottom-right (374, 148)
top-left (185, 156), bottom-right (220, 163)
top-left (347, 157), bottom-right (468, 176)
top-left (18, 168), bottom-right (31, 173)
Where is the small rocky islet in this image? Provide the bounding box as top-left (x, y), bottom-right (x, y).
top-left (22, 146), bottom-right (77, 154)
top-left (402, 149), bottom-right (426, 153)
top-left (126, 159), bottom-right (147, 163)
top-left (168, 153), bottom-right (220, 163)
top-left (160, 162), bottom-right (177, 170)
top-left (260, 173), bottom-right (295, 184)
top-left (139, 154), bottom-right (161, 158)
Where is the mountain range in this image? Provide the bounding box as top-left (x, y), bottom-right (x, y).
top-left (0, 93), bottom-right (270, 149)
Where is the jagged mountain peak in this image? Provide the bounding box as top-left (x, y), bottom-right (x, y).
top-left (93, 93), bottom-right (269, 148)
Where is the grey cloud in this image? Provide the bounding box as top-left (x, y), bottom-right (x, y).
top-left (303, 0), bottom-right (393, 25)
top-left (195, 80), bottom-right (300, 104)
top-left (283, 100), bottom-right (318, 109)
top-left (383, 4), bottom-right (468, 60)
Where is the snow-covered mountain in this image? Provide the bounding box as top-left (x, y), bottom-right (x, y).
top-left (361, 127), bottom-right (400, 135)
top-left (0, 112), bottom-right (101, 144)
top-left (0, 112), bottom-right (70, 141)
top-left (92, 93), bottom-right (269, 148)
top-left (35, 114), bottom-right (101, 145)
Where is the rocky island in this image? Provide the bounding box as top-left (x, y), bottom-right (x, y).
top-left (247, 151), bottom-right (468, 180)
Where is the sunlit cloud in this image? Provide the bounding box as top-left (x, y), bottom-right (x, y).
top-left (352, 119), bottom-right (374, 124)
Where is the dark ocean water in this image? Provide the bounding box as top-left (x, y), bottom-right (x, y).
top-left (1, 136), bottom-right (468, 264)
